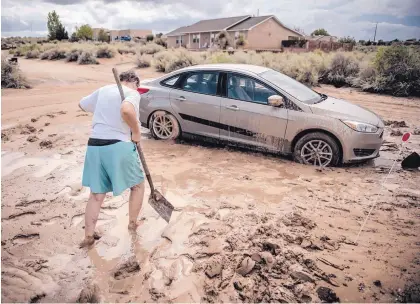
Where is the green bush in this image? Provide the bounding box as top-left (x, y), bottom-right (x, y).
top-left (146, 34), bottom-right (154, 42)
top-left (152, 49), bottom-right (198, 72)
top-left (117, 47), bottom-right (136, 55)
top-left (25, 50), bottom-right (40, 59)
top-left (1, 58), bottom-right (31, 89)
top-left (65, 49), bottom-right (81, 62)
top-left (40, 48), bottom-right (66, 60)
top-left (96, 46), bottom-right (115, 58)
top-left (325, 53), bottom-right (360, 87)
top-left (373, 46), bottom-right (420, 96)
top-left (77, 51), bottom-right (98, 65)
top-left (154, 37), bottom-right (167, 48)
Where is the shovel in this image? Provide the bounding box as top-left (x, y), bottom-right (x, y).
top-left (112, 67), bottom-right (174, 222)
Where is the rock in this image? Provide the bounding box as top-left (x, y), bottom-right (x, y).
top-left (317, 287), bottom-right (340, 303)
top-left (237, 257), bottom-right (255, 276)
top-left (290, 271), bottom-right (315, 283)
top-left (27, 135), bottom-right (39, 142)
top-left (301, 239), bottom-right (312, 248)
top-left (310, 239), bottom-right (324, 250)
top-left (390, 129), bottom-right (403, 136)
top-left (373, 280), bottom-right (382, 287)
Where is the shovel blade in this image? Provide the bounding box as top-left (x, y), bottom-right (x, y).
top-left (148, 190), bottom-right (174, 223)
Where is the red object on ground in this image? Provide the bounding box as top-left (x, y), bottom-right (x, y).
top-left (402, 132), bottom-right (411, 142)
top-left (137, 88), bottom-right (149, 95)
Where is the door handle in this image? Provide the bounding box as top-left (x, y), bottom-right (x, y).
top-left (175, 96), bottom-right (186, 101)
top-left (225, 105), bottom-right (240, 111)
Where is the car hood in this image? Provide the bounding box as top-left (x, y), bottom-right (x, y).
top-left (310, 96), bottom-right (383, 127)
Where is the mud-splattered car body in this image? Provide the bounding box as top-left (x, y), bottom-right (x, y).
top-left (138, 64), bottom-right (384, 166)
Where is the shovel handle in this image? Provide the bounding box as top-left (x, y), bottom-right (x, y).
top-left (112, 67), bottom-right (155, 193)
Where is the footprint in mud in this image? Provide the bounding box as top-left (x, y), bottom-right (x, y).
top-left (12, 233), bottom-right (40, 245)
top-left (71, 212), bottom-right (115, 227)
top-left (40, 216), bottom-right (62, 226)
top-left (57, 183), bottom-right (89, 201)
top-left (112, 256), bottom-right (140, 280)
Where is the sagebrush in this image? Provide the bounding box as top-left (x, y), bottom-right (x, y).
top-left (1, 58), bottom-right (31, 89)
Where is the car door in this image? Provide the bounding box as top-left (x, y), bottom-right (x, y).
top-left (219, 72), bottom-right (289, 152)
top-left (170, 71), bottom-right (223, 139)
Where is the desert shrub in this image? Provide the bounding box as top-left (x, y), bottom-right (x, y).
top-left (152, 49), bottom-right (198, 72)
top-left (117, 47), bottom-right (136, 55)
top-left (77, 51), bottom-right (98, 65)
top-left (96, 46), bottom-right (115, 58)
top-left (25, 50), bottom-right (40, 59)
top-left (236, 35), bottom-right (246, 48)
top-left (138, 43), bottom-right (165, 55)
top-left (372, 45), bottom-right (420, 96)
top-left (1, 58), bottom-right (31, 89)
top-left (136, 54), bottom-right (151, 68)
top-left (324, 53), bottom-right (360, 86)
top-left (65, 49), bottom-right (81, 62)
top-left (351, 64), bottom-right (378, 92)
top-left (154, 37), bottom-right (167, 48)
top-left (146, 34), bottom-right (154, 42)
top-left (40, 48), bottom-right (66, 60)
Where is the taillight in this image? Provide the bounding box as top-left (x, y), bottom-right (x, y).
top-left (137, 87), bottom-right (149, 95)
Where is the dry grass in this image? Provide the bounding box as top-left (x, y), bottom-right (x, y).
top-left (1, 57), bottom-right (31, 89)
top-left (136, 54), bottom-right (151, 68)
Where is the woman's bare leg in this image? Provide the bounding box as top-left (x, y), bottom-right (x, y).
top-left (128, 182), bottom-right (145, 230)
top-left (80, 192), bottom-right (106, 248)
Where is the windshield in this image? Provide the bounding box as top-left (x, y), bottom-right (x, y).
top-left (260, 69), bottom-right (322, 104)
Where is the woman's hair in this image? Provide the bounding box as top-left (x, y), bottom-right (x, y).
top-left (119, 70), bottom-right (140, 87)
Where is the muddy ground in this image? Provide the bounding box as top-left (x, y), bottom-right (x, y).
top-left (1, 55), bottom-right (420, 303)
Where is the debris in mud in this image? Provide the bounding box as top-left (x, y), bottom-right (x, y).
top-left (7, 210), bottom-right (36, 219)
top-left (317, 287), bottom-right (340, 303)
top-left (317, 258), bottom-right (345, 271)
top-left (381, 142), bottom-right (399, 152)
top-left (290, 271), bottom-right (315, 283)
top-left (77, 283), bottom-right (100, 303)
top-left (395, 282), bottom-right (420, 303)
top-left (1, 132), bottom-right (10, 141)
top-left (29, 292), bottom-right (46, 303)
top-left (16, 198), bottom-right (46, 207)
top-left (358, 282), bottom-right (366, 292)
top-left (48, 134), bottom-right (57, 137)
top-left (27, 135), bottom-right (39, 142)
top-left (20, 124), bottom-right (37, 134)
top-left (113, 256), bottom-right (140, 280)
top-left (205, 256), bottom-right (223, 278)
top-left (12, 232), bottom-right (40, 244)
top-left (384, 120), bottom-right (408, 128)
top-left (46, 114), bottom-right (56, 118)
top-left (77, 113), bottom-right (89, 117)
top-left (373, 280), bottom-right (382, 287)
top-left (282, 213), bottom-right (316, 229)
top-left (31, 118), bottom-right (38, 123)
top-left (390, 129), bottom-right (403, 136)
top-left (45, 122), bottom-right (50, 126)
top-left (414, 128), bottom-right (420, 135)
top-left (39, 140), bottom-right (52, 149)
top-left (26, 259), bottom-right (48, 272)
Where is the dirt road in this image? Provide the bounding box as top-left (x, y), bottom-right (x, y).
top-left (2, 56), bottom-right (420, 302)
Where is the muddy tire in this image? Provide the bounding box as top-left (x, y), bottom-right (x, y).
top-left (293, 132), bottom-right (341, 167)
top-left (149, 111), bottom-right (181, 140)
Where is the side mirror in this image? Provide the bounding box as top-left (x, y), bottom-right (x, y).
top-left (268, 95), bottom-right (284, 107)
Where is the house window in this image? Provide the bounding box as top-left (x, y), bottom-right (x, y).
top-left (176, 39), bottom-right (179, 44)
top-left (192, 34), bottom-right (200, 44)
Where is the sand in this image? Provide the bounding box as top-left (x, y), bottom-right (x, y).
top-left (1, 55), bottom-right (420, 303)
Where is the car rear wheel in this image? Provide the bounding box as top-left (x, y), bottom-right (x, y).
top-left (293, 132), bottom-right (340, 167)
top-left (149, 111), bottom-right (180, 140)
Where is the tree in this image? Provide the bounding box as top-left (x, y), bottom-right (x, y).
top-left (311, 28), bottom-right (330, 36)
top-left (76, 24), bottom-right (93, 40)
top-left (98, 29), bottom-right (108, 42)
top-left (293, 27), bottom-right (307, 36)
top-left (69, 32), bottom-right (79, 42)
top-left (47, 10), bottom-right (68, 41)
top-left (146, 34), bottom-right (154, 42)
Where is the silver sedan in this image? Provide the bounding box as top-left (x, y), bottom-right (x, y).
top-left (138, 64), bottom-right (384, 167)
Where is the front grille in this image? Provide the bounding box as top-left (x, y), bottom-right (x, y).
top-left (354, 148), bottom-right (375, 157)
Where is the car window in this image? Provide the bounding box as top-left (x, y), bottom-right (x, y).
top-left (162, 75), bottom-right (180, 87)
top-left (181, 72), bottom-right (219, 95)
top-left (227, 73), bottom-right (276, 104)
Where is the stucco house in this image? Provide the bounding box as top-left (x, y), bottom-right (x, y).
top-left (109, 29), bottom-right (153, 41)
top-left (166, 15), bottom-right (304, 50)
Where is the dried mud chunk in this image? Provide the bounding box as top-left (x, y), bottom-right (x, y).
top-left (205, 257), bottom-right (223, 278)
top-left (113, 256), bottom-right (140, 280)
top-left (27, 135), bottom-right (39, 142)
top-left (30, 292), bottom-right (46, 303)
top-left (237, 257), bottom-right (255, 276)
top-left (262, 240), bottom-right (281, 255)
top-left (282, 213), bottom-right (316, 229)
top-left (301, 239), bottom-right (312, 248)
top-left (317, 287), bottom-right (340, 303)
top-left (260, 252), bottom-right (275, 268)
top-left (31, 118), bottom-right (38, 122)
top-left (390, 129), bottom-right (403, 136)
top-left (290, 271), bottom-right (315, 283)
top-left (1, 132), bottom-right (9, 141)
top-left (77, 283), bottom-right (100, 303)
top-left (251, 252), bottom-right (262, 263)
top-left (39, 140), bottom-right (52, 149)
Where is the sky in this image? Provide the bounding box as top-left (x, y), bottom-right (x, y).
top-left (1, 0), bottom-right (420, 41)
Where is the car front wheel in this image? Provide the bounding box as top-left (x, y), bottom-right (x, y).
top-left (149, 111), bottom-right (181, 140)
top-left (293, 132), bottom-right (341, 167)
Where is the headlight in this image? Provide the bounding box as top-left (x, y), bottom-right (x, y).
top-left (341, 120), bottom-right (378, 133)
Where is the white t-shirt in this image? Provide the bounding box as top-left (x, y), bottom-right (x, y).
top-left (80, 84), bottom-right (141, 142)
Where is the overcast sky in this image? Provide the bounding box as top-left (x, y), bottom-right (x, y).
top-left (2, 0), bottom-right (420, 40)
